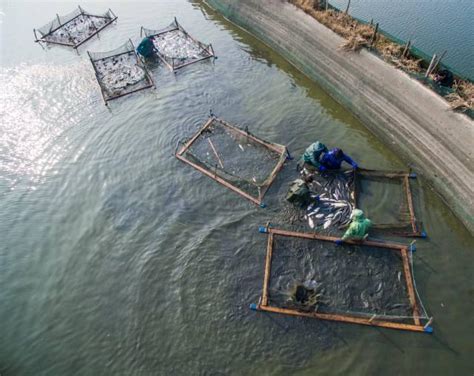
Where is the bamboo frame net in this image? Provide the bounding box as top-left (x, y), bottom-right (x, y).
top-left (141, 18), bottom-right (215, 71)
top-left (87, 39), bottom-right (154, 104)
top-left (253, 226), bottom-right (433, 333)
top-left (354, 169), bottom-right (424, 237)
top-left (34, 6), bottom-right (117, 49)
top-left (176, 116), bottom-right (288, 206)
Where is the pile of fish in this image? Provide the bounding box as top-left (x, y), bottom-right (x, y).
top-left (152, 30), bottom-right (208, 62)
top-left (96, 54), bottom-right (146, 92)
top-left (46, 14), bottom-right (110, 45)
top-left (303, 169), bottom-right (355, 229)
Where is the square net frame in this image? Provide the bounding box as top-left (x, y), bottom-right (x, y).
top-left (354, 169), bottom-right (424, 237)
top-left (140, 18), bottom-right (215, 71)
top-left (176, 116), bottom-right (289, 206)
top-left (253, 227), bottom-right (433, 333)
top-left (34, 6), bottom-right (118, 49)
top-left (87, 39), bottom-right (154, 104)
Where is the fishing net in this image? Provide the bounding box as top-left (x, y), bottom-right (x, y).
top-left (88, 40), bottom-right (154, 103)
top-left (354, 169), bottom-right (423, 237)
top-left (254, 227), bottom-right (432, 333)
top-left (176, 116), bottom-right (288, 206)
top-left (299, 166), bottom-right (355, 230)
top-left (141, 18), bottom-right (214, 70)
top-left (34, 6), bottom-right (117, 49)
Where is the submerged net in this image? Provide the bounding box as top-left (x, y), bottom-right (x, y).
top-left (354, 169), bottom-right (422, 236)
top-left (177, 117), bottom-right (287, 205)
top-left (35, 7), bottom-right (116, 48)
top-left (259, 229), bottom-right (431, 330)
top-left (142, 19), bottom-right (214, 70)
top-left (88, 40), bottom-right (154, 103)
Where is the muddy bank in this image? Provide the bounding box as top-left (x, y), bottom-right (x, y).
top-left (204, 0), bottom-right (474, 234)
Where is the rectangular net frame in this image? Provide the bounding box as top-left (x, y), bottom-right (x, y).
top-left (34, 6), bottom-right (117, 49)
top-left (140, 18), bottom-right (215, 71)
top-left (354, 169), bottom-right (424, 237)
top-left (87, 39), bottom-right (154, 104)
top-left (253, 226), bottom-right (433, 333)
top-left (176, 116), bottom-right (289, 206)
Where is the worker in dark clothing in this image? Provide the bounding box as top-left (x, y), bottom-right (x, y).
top-left (136, 36), bottom-right (157, 59)
top-left (434, 69), bottom-right (454, 88)
top-left (320, 148), bottom-right (358, 171)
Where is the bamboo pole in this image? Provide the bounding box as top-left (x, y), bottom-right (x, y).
top-left (267, 228), bottom-right (406, 251)
top-left (176, 154), bottom-right (262, 205)
top-left (425, 54), bottom-right (437, 77)
top-left (258, 152), bottom-right (288, 200)
top-left (208, 139), bottom-right (224, 169)
top-left (403, 176), bottom-right (418, 234)
top-left (401, 249), bottom-right (421, 325)
top-left (432, 50), bottom-right (447, 74)
top-left (402, 40), bottom-right (411, 59)
top-left (261, 233), bottom-right (274, 306)
top-left (257, 305), bottom-right (426, 333)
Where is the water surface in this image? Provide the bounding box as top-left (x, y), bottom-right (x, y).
top-left (0, 1), bottom-right (473, 375)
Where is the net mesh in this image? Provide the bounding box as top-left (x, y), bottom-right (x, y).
top-left (35, 7), bottom-right (116, 48)
top-left (178, 117), bottom-right (287, 204)
top-left (355, 169), bottom-right (421, 236)
top-left (88, 40), bottom-right (153, 102)
top-left (265, 231), bottom-right (430, 326)
top-left (142, 19), bottom-right (214, 70)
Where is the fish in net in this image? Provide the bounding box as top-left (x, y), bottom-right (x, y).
top-left (254, 227), bottom-right (433, 333)
top-left (34, 7), bottom-right (117, 49)
top-left (141, 18), bottom-right (214, 71)
top-left (88, 40), bottom-right (154, 103)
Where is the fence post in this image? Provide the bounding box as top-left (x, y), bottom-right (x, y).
top-left (370, 23), bottom-right (379, 47)
top-left (345, 0), bottom-right (351, 14)
top-left (402, 40), bottom-right (411, 59)
top-left (432, 50), bottom-right (447, 74)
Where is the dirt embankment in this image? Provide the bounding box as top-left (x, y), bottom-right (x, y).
top-left (205, 0), bottom-right (474, 234)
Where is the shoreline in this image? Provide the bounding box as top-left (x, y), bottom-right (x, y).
top-left (204, 0), bottom-right (474, 235)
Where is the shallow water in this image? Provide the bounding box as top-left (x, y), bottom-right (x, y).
top-left (0, 1), bottom-right (473, 375)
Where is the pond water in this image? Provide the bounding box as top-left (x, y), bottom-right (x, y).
top-left (0, 1), bottom-right (473, 374)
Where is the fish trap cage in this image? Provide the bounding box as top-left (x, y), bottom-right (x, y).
top-left (354, 169), bottom-right (424, 237)
top-left (88, 39), bottom-right (154, 104)
top-left (141, 18), bottom-right (215, 71)
top-left (34, 6), bottom-right (117, 49)
top-left (176, 116), bottom-right (289, 206)
top-left (253, 227), bottom-right (433, 333)
top-left (302, 168), bottom-right (356, 230)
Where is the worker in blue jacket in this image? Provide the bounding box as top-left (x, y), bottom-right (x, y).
top-left (319, 148), bottom-right (357, 171)
top-left (136, 36), bottom-right (157, 59)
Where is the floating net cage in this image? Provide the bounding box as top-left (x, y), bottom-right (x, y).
top-left (176, 116), bottom-right (289, 206)
top-left (354, 169), bottom-right (424, 237)
top-left (88, 39), bottom-right (154, 104)
top-left (34, 6), bottom-right (117, 49)
top-left (300, 166), bottom-right (356, 231)
top-left (252, 226), bottom-right (433, 333)
top-left (141, 18), bottom-right (215, 71)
